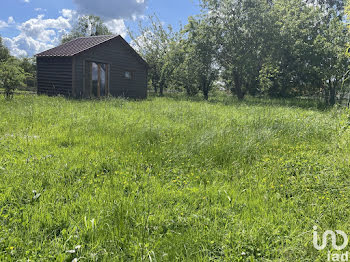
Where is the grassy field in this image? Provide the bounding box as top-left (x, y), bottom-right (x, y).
top-left (0, 94), bottom-right (350, 261)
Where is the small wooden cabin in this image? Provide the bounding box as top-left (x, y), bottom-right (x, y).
top-left (35, 35), bottom-right (148, 99)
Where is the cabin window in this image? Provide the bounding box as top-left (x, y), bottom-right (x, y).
top-left (124, 71), bottom-right (134, 80)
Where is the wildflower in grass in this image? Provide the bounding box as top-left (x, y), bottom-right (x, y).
top-left (32, 190), bottom-right (41, 200)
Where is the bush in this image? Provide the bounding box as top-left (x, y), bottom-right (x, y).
top-left (0, 58), bottom-right (27, 99)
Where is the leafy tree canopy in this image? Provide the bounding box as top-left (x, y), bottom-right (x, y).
top-left (0, 36), bottom-right (10, 63)
top-left (129, 15), bottom-right (178, 96)
top-left (0, 58), bottom-right (27, 99)
top-left (62, 15), bottom-right (112, 44)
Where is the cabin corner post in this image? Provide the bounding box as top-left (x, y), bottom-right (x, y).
top-left (36, 57), bottom-right (39, 95)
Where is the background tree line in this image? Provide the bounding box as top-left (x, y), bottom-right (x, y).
top-left (132, 0), bottom-right (350, 105)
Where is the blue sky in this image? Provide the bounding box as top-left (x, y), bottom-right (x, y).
top-left (0, 0), bottom-right (201, 57)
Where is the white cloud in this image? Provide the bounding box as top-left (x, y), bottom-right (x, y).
top-left (72, 0), bottom-right (148, 20)
top-left (18, 14), bottom-right (73, 42)
top-left (0, 20), bottom-right (8, 29)
top-left (8, 17), bottom-right (15, 24)
top-left (3, 8), bottom-right (132, 57)
top-left (4, 11), bottom-right (76, 57)
top-left (0, 17), bottom-right (15, 30)
top-left (60, 9), bottom-right (76, 20)
top-left (23, 0), bottom-right (30, 3)
top-left (105, 19), bottom-right (127, 37)
top-left (34, 8), bottom-right (47, 12)
top-left (4, 34), bottom-right (54, 57)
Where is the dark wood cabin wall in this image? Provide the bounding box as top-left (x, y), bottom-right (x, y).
top-left (74, 38), bottom-right (147, 99)
top-left (37, 57), bottom-right (73, 96)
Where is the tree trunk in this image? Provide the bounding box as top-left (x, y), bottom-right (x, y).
top-left (203, 88), bottom-right (209, 100)
top-left (186, 86), bottom-right (191, 96)
top-left (159, 79), bottom-right (165, 96)
top-left (152, 75), bottom-right (158, 94)
top-left (201, 79), bottom-right (209, 100)
top-left (233, 71), bottom-right (245, 100)
top-left (329, 81), bottom-right (336, 106)
top-left (324, 85), bottom-right (329, 105)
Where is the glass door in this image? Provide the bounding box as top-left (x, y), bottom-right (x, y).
top-left (89, 62), bottom-right (109, 97)
top-left (100, 64), bottom-right (107, 96)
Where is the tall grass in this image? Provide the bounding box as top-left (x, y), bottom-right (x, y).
top-left (0, 94), bottom-right (349, 261)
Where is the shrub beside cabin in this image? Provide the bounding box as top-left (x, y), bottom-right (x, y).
top-left (35, 35), bottom-right (148, 99)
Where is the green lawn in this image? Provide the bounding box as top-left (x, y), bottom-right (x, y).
top-left (0, 94), bottom-right (350, 261)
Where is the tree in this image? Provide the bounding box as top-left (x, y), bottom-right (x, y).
top-left (201, 0), bottom-right (273, 100)
top-left (0, 58), bottom-right (27, 99)
top-left (152, 15), bottom-right (218, 99)
top-left (181, 17), bottom-right (218, 100)
top-left (0, 36), bottom-right (10, 62)
top-left (129, 15), bottom-right (178, 96)
top-left (163, 39), bottom-right (200, 96)
top-left (262, 0), bottom-right (349, 104)
top-left (19, 57), bottom-right (36, 88)
top-left (313, 8), bottom-right (349, 105)
top-left (62, 15), bottom-right (112, 43)
top-left (259, 0), bottom-right (322, 98)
